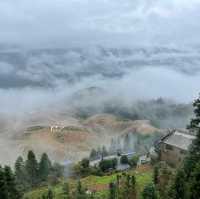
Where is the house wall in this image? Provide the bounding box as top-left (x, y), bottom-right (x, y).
top-left (160, 143), bottom-right (187, 167)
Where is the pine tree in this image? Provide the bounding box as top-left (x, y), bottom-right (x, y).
top-left (165, 95), bottom-right (200, 199)
top-left (173, 169), bottom-right (186, 199)
top-left (0, 166), bottom-right (7, 199)
top-left (26, 150), bottom-right (38, 187)
top-left (189, 161), bottom-right (200, 199)
top-left (15, 156), bottom-right (28, 190)
top-left (184, 96), bottom-right (200, 178)
top-left (39, 153), bottom-right (51, 182)
top-left (102, 146), bottom-right (108, 157)
top-left (75, 180), bottom-right (87, 199)
top-left (4, 166), bottom-right (21, 199)
top-left (188, 97), bottom-right (200, 131)
top-left (89, 149), bottom-right (98, 160)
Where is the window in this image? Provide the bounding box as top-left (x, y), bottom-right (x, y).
top-left (165, 144), bottom-right (173, 151)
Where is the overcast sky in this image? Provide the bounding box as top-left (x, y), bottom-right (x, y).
top-left (1, 0), bottom-right (200, 47)
top-left (0, 0), bottom-right (199, 116)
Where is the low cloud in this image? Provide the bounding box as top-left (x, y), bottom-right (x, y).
top-left (0, 0), bottom-right (200, 46)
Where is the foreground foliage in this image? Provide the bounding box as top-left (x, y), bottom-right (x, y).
top-left (24, 166), bottom-right (153, 199)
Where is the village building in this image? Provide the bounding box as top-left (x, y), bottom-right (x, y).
top-left (158, 129), bottom-right (196, 167)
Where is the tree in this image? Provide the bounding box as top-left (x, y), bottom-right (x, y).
top-left (4, 166), bottom-right (22, 199)
top-left (39, 153), bottom-right (52, 182)
top-left (184, 96), bottom-right (200, 178)
top-left (75, 181), bottom-right (87, 199)
top-left (120, 174), bottom-right (137, 199)
top-left (172, 95), bottom-right (200, 198)
top-left (130, 175), bottom-right (137, 199)
top-left (129, 156), bottom-right (139, 168)
top-left (15, 156), bottom-right (28, 190)
top-left (153, 165), bottom-right (159, 185)
top-left (120, 155), bottom-right (129, 165)
top-left (81, 158), bottom-right (89, 169)
top-left (189, 161), bottom-right (200, 199)
top-left (99, 158), bottom-right (117, 172)
top-left (173, 169), bottom-right (186, 199)
top-left (48, 163), bottom-right (64, 186)
top-left (156, 162), bottom-right (174, 198)
top-left (142, 183), bottom-right (158, 199)
top-left (0, 166), bottom-right (7, 199)
top-left (89, 149), bottom-right (98, 160)
top-left (63, 182), bottom-right (70, 198)
top-left (47, 188), bottom-right (54, 199)
top-left (25, 150), bottom-right (38, 187)
top-left (102, 146), bottom-right (109, 157)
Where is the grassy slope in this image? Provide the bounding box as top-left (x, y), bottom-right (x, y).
top-left (24, 165), bottom-right (153, 199)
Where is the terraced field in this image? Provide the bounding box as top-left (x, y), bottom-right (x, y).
top-left (24, 165), bottom-right (153, 199)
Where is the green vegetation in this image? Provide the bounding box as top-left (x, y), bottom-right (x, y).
top-left (24, 166), bottom-right (153, 199)
top-left (89, 146), bottom-right (109, 161)
top-left (0, 165), bottom-right (22, 199)
top-left (99, 159), bottom-right (117, 172)
top-left (0, 150), bottom-right (64, 199)
top-left (149, 95), bottom-right (200, 199)
top-left (142, 183), bottom-right (158, 199)
top-left (2, 96), bottom-right (200, 199)
top-left (120, 155), bottom-right (129, 165)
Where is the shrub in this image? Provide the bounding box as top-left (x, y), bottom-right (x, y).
top-left (120, 155), bottom-right (129, 165)
top-left (129, 156), bottom-right (139, 168)
top-left (99, 158), bottom-right (117, 172)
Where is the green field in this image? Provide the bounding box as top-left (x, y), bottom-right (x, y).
top-left (24, 166), bottom-right (153, 199)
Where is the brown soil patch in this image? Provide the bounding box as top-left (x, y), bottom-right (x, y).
top-left (136, 164), bottom-right (152, 173)
top-left (88, 184), bottom-right (109, 192)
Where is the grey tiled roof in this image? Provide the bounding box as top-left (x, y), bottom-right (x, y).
top-left (163, 131), bottom-right (196, 151)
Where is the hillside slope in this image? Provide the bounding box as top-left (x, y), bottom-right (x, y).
top-left (18, 114), bottom-right (162, 162)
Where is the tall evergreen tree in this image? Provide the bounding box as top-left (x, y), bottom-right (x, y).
top-left (39, 153), bottom-right (51, 182)
top-left (15, 156), bottom-right (28, 190)
top-left (26, 150), bottom-right (38, 187)
top-left (89, 149), bottom-right (98, 160)
top-left (4, 166), bottom-right (21, 199)
top-left (173, 169), bottom-right (186, 199)
top-left (184, 96), bottom-right (200, 178)
top-left (189, 161), bottom-right (200, 199)
top-left (75, 180), bottom-right (87, 199)
top-left (102, 146), bottom-right (108, 157)
top-left (169, 95), bottom-right (200, 199)
top-left (0, 166), bottom-right (7, 199)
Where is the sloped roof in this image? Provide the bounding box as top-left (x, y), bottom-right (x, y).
top-left (163, 130), bottom-right (196, 151)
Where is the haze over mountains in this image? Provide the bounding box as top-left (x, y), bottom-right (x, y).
top-left (0, 45), bottom-right (197, 131)
top-left (0, 0), bottom-right (200, 165)
top-left (0, 45), bottom-right (200, 100)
